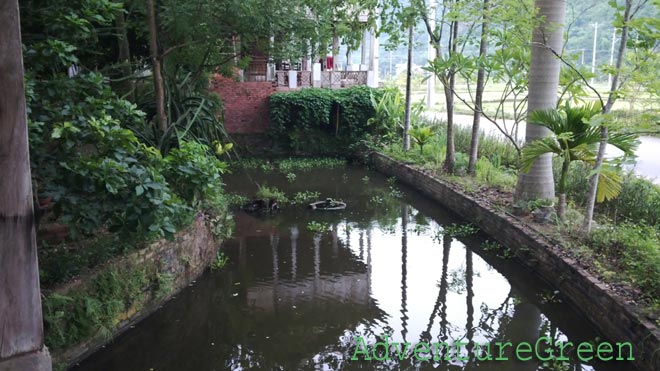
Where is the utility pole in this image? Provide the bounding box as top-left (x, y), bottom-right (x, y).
top-left (426, 0), bottom-right (436, 108)
top-left (591, 22), bottom-right (598, 84)
top-left (609, 27), bottom-right (617, 86)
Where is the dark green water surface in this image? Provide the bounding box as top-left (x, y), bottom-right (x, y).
top-left (72, 164), bottom-right (636, 371)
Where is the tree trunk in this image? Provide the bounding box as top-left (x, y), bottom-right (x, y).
top-left (583, 0), bottom-right (631, 234)
top-left (403, 24), bottom-right (413, 151)
top-left (115, 4), bottom-right (134, 100)
top-left (0, 1), bottom-right (52, 369)
top-left (557, 155), bottom-right (570, 220)
top-left (468, 0), bottom-right (490, 175)
top-left (513, 0), bottom-right (565, 204)
top-left (444, 11), bottom-right (459, 174)
top-left (146, 0), bottom-right (167, 132)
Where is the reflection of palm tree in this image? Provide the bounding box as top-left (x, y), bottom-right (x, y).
top-left (400, 206), bottom-right (409, 342)
top-left (331, 223), bottom-right (339, 257)
top-left (494, 293), bottom-right (542, 371)
top-left (420, 233), bottom-right (452, 344)
top-left (290, 226), bottom-right (298, 280)
top-left (465, 249), bottom-right (475, 362)
top-left (438, 234), bottom-right (452, 345)
top-left (270, 232), bottom-right (281, 314)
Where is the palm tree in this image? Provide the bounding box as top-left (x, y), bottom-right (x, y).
top-left (513, 0), bottom-right (565, 204)
top-left (520, 102), bottom-right (638, 219)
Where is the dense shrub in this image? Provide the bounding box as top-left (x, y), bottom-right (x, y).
top-left (269, 86), bottom-right (383, 153)
top-left (590, 223), bottom-right (660, 300)
top-left (600, 173), bottom-right (660, 226)
top-left (443, 121), bottom-right (519, 169)
top-left (164, 141), bottom-right (228, 210)
top-left (560, 162), bottom-right (660, 227)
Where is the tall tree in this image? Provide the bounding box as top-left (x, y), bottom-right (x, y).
top-left (443, 1), bottom-right (459, 173)
top-left (403, 24), bottom-right (414, 151)
top-left (467, 0), bottom-right (490, 175)
top-left (0, 1), bottom-right (52, 369)
top-left (146, 0), bottom-right (167, 131)
top-left (513, 0), bottom-right (566, 204)
top-left (583, 0), bottom-right (633, 233)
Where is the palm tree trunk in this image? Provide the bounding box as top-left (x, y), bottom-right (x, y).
top-left (146, 0), bottom-right (167, 131)
top-left (0, 1), bottom-right (52, 368)
top-left (403, 24), bottom-right (413, 151)
top-left (468, 0), bottom-right (489, 175)
top-left (583, 0), bottom-right (631, 233)
top-left (513, 0), bottom-right (565, 204)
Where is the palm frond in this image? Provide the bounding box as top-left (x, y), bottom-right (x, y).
top-left (608, 132), bottom-right (640, 157)
top-left (520, 138), bottom-right (561, 172)
top-left (596, 166), bottom-right (623, 203)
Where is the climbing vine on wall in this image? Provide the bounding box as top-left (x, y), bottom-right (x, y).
top-left (269, 86), bottom-right (384, 153)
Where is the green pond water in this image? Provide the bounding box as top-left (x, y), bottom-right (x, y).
top-left (72, 163), bottom-right (636, 371)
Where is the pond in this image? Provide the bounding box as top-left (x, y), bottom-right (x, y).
top-left (72, 163), bottom-right (636, 371)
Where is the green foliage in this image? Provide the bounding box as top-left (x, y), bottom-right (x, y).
top-left (276, 157), bottom-right (347, 172)
top-left (599, 174), bottom-right (660, 227)
top-left (39, 235), bottom-right (138, 287)
top-left (256, 185), bottom-right (289, 204)
top-left (409, 125), bottom-right (436, 154)
top-left (52, 115), bottom-right (189, 239)
top-left (291, 191), bottom-right (322, 205)
top-left (521, 102), bottom-right (638, 210)
top-left (435, 223), bottom-right (479, 239)
top-left (210, 251), bottom-right (229, 271)
top-left (307, 221), bottom-right (332, 234)
top-left (366, 86), bottom-right (404, 142)
top-left (269, 86), bottom-right (383, 153)
top-left (475, 157), bottom-right (517, 190)
top-left (164, 141), bottom-right (228, 210)
top-left (528, 198), bottom-right (554, 210)
top-left (590, 223), bottom-right (660, 300)
top-left (132, 73), bottom-right (230, 156)
top-left (43, 266), bottom-right (150, 350)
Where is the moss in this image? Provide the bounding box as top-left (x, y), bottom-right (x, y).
top-left (43, 263), bottom-right (153, 350)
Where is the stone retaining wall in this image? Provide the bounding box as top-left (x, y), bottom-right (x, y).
top-left (48, 213), bottom-right (220, 368)
top-left (370, 152), bottom-right (660, 371)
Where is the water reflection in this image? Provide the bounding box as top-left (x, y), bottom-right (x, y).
top-left (73, 166), bottom-right (634, 371)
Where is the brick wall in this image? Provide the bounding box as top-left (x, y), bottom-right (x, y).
top-left (210, 74), bottom-right (275, 134)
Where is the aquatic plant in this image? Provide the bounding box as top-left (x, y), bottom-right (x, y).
top-left (211, 251), bottom-right (229, 271)
top-left (307, 221), bottom-right (331, 233)
top-left (292, 191), bottom-right (321, 205)
top-left (256, 185), bottom-right (289, 204)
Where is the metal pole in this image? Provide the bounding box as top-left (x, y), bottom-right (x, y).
top-left (591, 22), bottom-right (598, 84)
top-left (608, 27), bottom-right (617, 86)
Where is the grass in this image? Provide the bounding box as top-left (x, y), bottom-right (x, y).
top-left (390, 76), bottom-right (660, 136)
top-left (43, 265), bottom-right (151, 350)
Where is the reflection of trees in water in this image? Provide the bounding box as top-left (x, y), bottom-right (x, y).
top-left (400, 205), bottom-right (409, 343)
